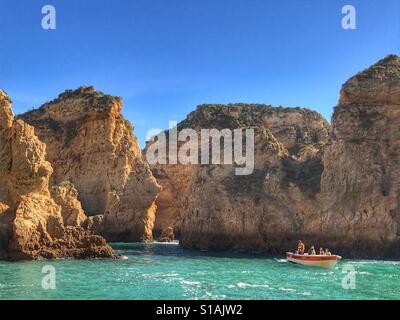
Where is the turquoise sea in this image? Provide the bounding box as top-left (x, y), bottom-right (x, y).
top-left (0, 242), bottom-right (399, 300)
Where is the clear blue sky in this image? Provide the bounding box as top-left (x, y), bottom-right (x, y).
top-left (0, 0), bottom-right (399, 147)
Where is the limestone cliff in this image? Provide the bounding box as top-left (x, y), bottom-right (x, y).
top-left (150, 163), bottom-right (193, 237)
top-left (20, 87), bottom-right (161, 242)
top-left (319, 54), bottom-right (400, 257)
top-left (0, 90), bottom-right (117, 260)
top-left (51, 181), bottom-right (87, 226)
top-left (145, 104), bottom-right (330, 244)
top-left (147, 55), bottom-right (400, 258)
top-left (4, 54), bottom-right (399, 259)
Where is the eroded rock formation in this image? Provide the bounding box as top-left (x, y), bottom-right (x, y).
top-left (146, 55), bottom-right (400, 258)
top-left (149, 163), bottom-right (193, 237)
top-left (3, 54), bottom-right (399, 259)
top-left (158, 226), bottom-right (175, 242)
top-left (20, 87), bottom-right (161, 242)
top-left (145, 104), bottom-right (330, 248)
top-left (51, 181), bottom-right (87, 226)
top-left (0, 90), bottom-right (117, 260)
top-left (319, 54), bottom-right (400, 257)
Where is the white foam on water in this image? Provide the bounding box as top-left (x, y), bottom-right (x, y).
top-left (237, 282), bottom-right (269, 288)
top-left (318, 272), bottom-right (335, 275)
top-left (279, 287), bottom-right (296, 292)
top-left (349, 260), bottom-right (400, 266)
top-left (152, 241), bottom-right (179, 245)
top-left (142, 272), bottom-right (179, 279)
top-left (181, 280), bottom-right (201, 285)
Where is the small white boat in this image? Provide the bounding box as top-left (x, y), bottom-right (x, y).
top-left (286, 252), bottom-right (342, 269)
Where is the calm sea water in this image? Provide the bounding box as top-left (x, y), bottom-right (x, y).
top-left (0, 242), bottom-right (398, 300)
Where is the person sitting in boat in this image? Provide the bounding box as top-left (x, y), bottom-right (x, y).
top-left (297, 240), bottom-right (305, 254)
top-left (319, 247), bottom-right (325, 255)
top-left (325, 248), bottom-right (332, 255)
top-left (308, 245), bottom-right (316, 255)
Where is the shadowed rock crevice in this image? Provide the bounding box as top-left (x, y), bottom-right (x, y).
top-left (281, 156), bottom-right (324, 196)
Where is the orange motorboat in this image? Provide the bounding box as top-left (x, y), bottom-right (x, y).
top-left (286, 252), bottom-right (342, 269)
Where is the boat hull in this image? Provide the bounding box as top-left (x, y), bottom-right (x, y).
top-left (286, 252), bottom-right (341, 269)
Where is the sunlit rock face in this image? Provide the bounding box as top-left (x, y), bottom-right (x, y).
top-left (0, 91), bottom-right (117, 260)
top-left (51, 181), bottom-right (87, 227)
top-left (20, 87), bottom-right (161, 242)
top-left (319, 55), bottom-right (400, 257)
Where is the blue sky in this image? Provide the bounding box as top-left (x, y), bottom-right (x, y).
top-left (0, 0), bottom-right (399, 147)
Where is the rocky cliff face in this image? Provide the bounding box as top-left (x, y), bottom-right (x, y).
top-left (3, 54), bottom-right (399, 259)
top-left (319, 54), bottom-right (400, 257)
top-left (51, 181), bottom-right (87, 226)
top-left (145, 104), bottom-right (330, 246)
top-left (147, 55), bottom-right (400, 258)
top-left (20, 87), bottom-right (161, 242)
top-left (0, 90), bottom-right (117, 260)
top-left (180, 106), bottom-right (329, 253)
top-left (149, 163), bottom-right (193, 237)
